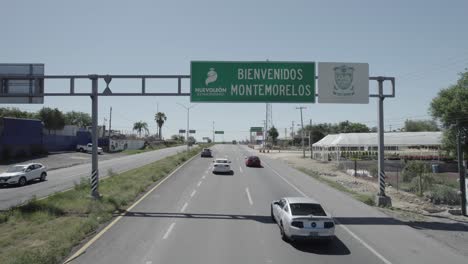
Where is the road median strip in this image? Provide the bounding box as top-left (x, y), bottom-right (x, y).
top-left (0, 145), bottom-right (207, 264)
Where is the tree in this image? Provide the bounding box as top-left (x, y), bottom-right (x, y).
top-left (187, 136), bottom-right (196, 144)
top-left (171, 134), bottom-right (185, 142)
top-left (0, 107), bottom-right (36, 119)
top-left (430, 71), bottom-right (468, 156)
top-left (133, 121), bottom-right (149, 137)
top-left (298, 121), bottom-right (370, 145)
top-left (402, 161), bottom-right (435, 196)
top-left (154, 112), bottom-right (167, 139)
top-left (336, 120), bottom-right (370, 133)
top-left (64, 111), bottom-right (92, 127)
top-left (403, 119), bottom-right (439, 132)
top-left (37, 107), bottom-right (65, 134)
top-left (268, 126), bottom-right (279, 145)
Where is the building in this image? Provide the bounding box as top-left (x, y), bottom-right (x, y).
top-left (312, 132), bottom-right (443, 161)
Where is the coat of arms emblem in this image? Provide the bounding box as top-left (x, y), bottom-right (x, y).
top-left (333, 65), bottom-right (355, 96)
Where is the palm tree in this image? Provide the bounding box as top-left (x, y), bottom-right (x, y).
top-left (133, 121), bottom-right (149, 138)
top-left (154, 112), bottom-right (167, 139)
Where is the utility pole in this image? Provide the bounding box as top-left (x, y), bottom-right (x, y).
top-left (108, 107), bottom-right (112, 138)
top-left (265, 104), bottom-right (268, 149)
top-left (309, 119), bottom-right (313, 159)
top-left (291, 121), bottom-right (295, 138)
top-left (296, 107), bottom-right (306, 158)
top-left (103, 117), bottom-right (107, 138)
top-left (212, 121), bottom-right (215, 143)
top-left (285, 128), bottom-right (287, 139)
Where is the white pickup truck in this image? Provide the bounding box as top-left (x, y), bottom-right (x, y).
top-left (76, 143), bottom-right (103, 154)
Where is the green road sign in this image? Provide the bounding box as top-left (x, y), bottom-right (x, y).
top-left (215, 131), bottom-right (224, 134)
top-left (189, 130), bottom-right (196, 133)
top-left (250, 127), bottom-right (263, 132)
top-left (191, 61), bottom-right (315, 103)
top-left (179, 129), bottom-right (186, 133)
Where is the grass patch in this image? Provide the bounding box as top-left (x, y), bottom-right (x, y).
top-left (298, 167), bottom-right (375, 206)
top-left (122, 143), bottom-right (183, 155)
top-left (0, 146), bottom-right (203, 264)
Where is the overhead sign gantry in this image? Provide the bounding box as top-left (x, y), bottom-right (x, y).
top-left (0, 60), bottom-right (400, 208)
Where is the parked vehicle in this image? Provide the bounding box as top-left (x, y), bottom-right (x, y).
top-left (76, 143), bottom-right (103, 154)
top-left (0, 163), bottom-right (47, 187)
top-left (271, 197), bottom-right (335, 242)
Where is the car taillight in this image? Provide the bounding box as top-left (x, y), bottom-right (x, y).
top-left (214, 165), bottom-right (218, 167)
top-left (291, 221), bottom-right (304, 228)
top-left (324, 222), bottom-right (335, 228)
top-left (224, 165), bottom-right (229, 167)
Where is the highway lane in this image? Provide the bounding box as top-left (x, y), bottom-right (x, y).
top-left (69, 144), bottom-right (467, 264)
top-left (0, 145), bottom-right (187, 209)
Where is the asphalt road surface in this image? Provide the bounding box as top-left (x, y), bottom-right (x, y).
top-left (68, 145), bottom-right (467, 264)
top-left (0, 145), bottom-right (187, 209)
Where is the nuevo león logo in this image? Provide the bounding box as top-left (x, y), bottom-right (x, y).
top-left (205, 68), bottom-right (217, 86)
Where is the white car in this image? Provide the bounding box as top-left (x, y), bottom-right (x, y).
top-left (212, 158), bottom-right (232, 174)
top-left (0, 163), bottom-right (47, 187)
top-left (271, 197), bottom-right (335, 242)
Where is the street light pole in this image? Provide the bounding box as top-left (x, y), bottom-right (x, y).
top-left (177, 103), bottom-right (197, 152)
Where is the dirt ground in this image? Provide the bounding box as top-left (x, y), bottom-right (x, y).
top-left (258, 150), bottom-right (468, 256)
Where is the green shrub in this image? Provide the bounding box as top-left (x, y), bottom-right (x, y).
top-left (402, 161), bottom-right (430, 183)
top-left (426, 185), bottom-right (460, 205)
top-left (408, 173), bottom-right (435, 196)
top-left (369, 165), bottom-right (378, 177)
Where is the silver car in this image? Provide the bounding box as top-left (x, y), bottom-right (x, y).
top-left (271, 197), bottom-right (335, 242)
top-left (0, 163), bottom-right (47, 187)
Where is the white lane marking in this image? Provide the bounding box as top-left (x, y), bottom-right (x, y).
top-left (197, 181), bottom-right (202, 187)
top-left (180, 202), bottom-right (188, 213)
top-left (245, 187), bottom-right (253, 205)
top-left (239, 166), bottom-right (243, 173)
top-left (163, 222), bottom-right (176, 239)
top-left (202, 175), bottom-right (206, 179)
top-left (190, 190), bottom-right (197, 197)
top-left (146, 261), bottom-right (153, 264)
top-left (263, 163), bottom-right (306, 196)
top-left (338, 223), bottom-right (392, 264)
top-left (263, 162), bottom-right (393, 264)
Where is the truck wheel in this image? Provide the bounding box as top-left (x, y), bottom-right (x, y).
top-left (79, 148), bottom-right (84, 152)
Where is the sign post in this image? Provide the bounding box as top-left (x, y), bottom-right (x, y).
top-left (191, 61), bottom-right (315, 103)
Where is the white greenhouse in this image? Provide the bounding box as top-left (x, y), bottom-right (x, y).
top-left (312, 132), bottom-right (443, 161)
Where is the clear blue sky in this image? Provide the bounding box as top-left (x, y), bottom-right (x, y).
top-left (2, 0), bottom-right (467, 141)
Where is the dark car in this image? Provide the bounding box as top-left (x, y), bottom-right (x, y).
top-left (245, 156), bottom-right (261, 167)
top-left (201, 148), bottom-right (212, 158)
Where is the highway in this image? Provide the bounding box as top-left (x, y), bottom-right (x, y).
top-left (0, 145), bottom-right (187, 209)
top-left (68, 144), bottom-right (467, 264)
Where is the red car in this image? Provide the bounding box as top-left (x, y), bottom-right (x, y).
top-left (245, 156), bottom-right (261, 167)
